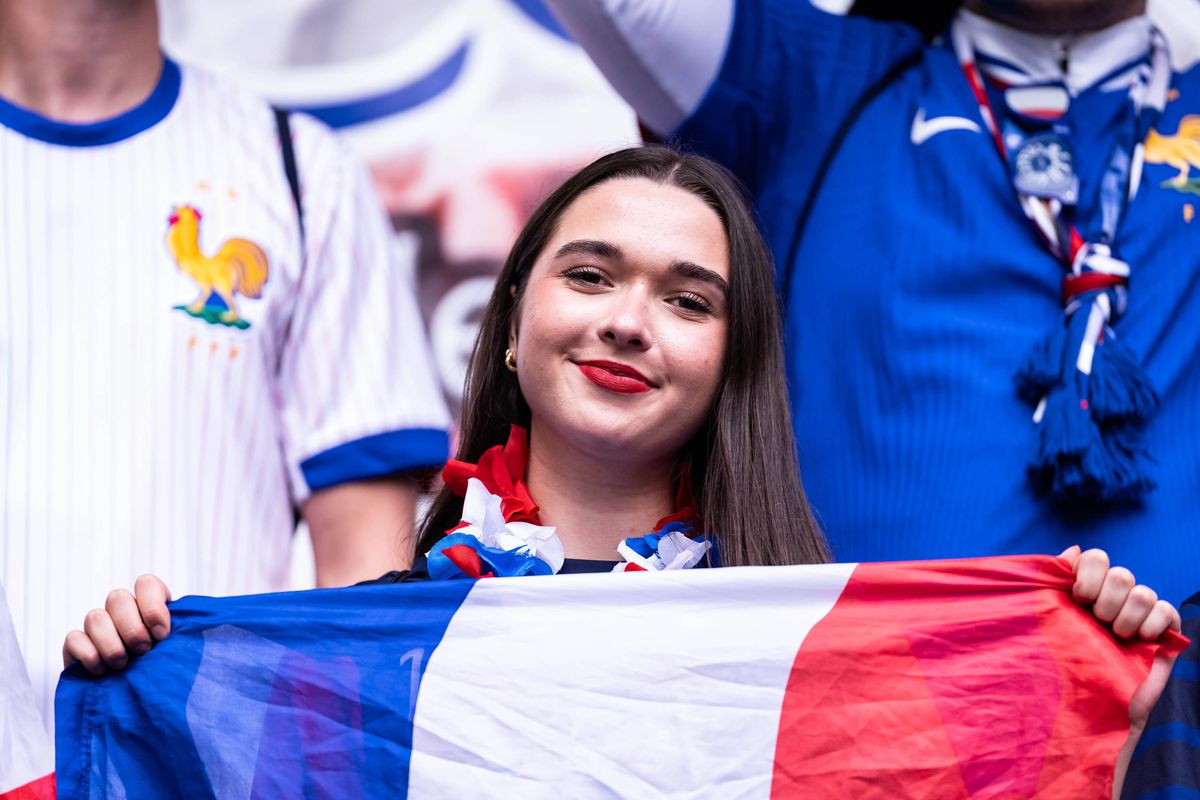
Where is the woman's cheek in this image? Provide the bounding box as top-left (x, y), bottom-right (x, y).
top-left (668, 328), bottom-right (725, 390)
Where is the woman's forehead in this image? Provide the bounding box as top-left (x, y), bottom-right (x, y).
top-left (547, 177), bottom-right (730, 276)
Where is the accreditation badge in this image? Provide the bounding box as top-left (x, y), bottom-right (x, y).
top-left (1011, 132), bottom-right (1079, 204)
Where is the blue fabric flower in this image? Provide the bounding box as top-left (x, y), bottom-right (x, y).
top-left (615, 523), bottom-right (716, 572)
top-left (427, 533), bottom-right (555, 580)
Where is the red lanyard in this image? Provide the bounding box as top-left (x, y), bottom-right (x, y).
top-left (948, 21), bottom-right (1169, 270)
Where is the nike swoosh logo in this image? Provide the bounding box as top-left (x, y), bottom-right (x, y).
top-left (910, 108), bottom-right (982, 145)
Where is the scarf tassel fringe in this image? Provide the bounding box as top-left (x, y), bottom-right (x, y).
top-left (1016, 324), bottom-right (1157, 505)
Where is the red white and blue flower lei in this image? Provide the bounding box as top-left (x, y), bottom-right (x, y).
top-left (426, 426), bottom-right (713, 580)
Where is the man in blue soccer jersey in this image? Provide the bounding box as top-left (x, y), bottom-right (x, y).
top-left (0, 0), bottom-right (449, 729)
top-left (543, 0), bottom-right (1200, 606)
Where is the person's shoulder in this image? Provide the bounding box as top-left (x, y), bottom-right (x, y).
top-left (171, 59), bottom-right (276, 127)
top-left (173, 60), bottom-right (358, 193)
top-left (282, 110), bottom-right (353, 168)
top-left (735, 0), bottom-right (926, 62)
top-left (170, 59), bottom-right (347, 152)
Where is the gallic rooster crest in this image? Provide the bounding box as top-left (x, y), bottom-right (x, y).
top-left (167, 205), bottom-right (269, 329)
top-left (1145, 114), bottom-right (1200, 196)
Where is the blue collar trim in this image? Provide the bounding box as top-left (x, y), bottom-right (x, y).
top-left (0, 57), bottom-right (180, 147)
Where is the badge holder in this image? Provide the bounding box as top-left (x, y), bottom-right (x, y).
top-left (1010, 132), bottom-right (1079, 205)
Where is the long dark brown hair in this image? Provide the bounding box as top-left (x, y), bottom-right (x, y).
top-left (417, 145), bottom-right (830, 567)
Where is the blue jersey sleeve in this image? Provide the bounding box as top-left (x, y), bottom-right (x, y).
top-left (673, 0), bottom-right (924, 197)
top-left (1122, 593), bottom-right (1200, 797)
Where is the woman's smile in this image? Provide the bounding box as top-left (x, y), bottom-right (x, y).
top-left (576, 360), bottom-right (655, 393)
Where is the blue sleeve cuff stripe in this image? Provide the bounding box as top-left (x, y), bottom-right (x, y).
top-left (1135, 722), bottom-right (1200, 752)
top-left (301, 428), bottom-right (449, 493)
top-left (1128, 788), bottom-right (1200, 800)
top-left (1173, 660), bottom-right (1200, 682)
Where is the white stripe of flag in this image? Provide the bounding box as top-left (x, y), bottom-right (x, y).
top-left (0, 581), bottom-right (53, 799)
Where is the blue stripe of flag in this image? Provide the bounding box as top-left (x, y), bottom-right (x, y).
top-left (55, 580), bottom-right (476, 798)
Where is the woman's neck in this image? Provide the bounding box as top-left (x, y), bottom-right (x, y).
top-left (525, 425), bottom-right (676, 561)
top-left (0, 0), bottom-right (161, 122)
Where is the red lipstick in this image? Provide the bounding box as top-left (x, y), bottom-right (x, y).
top-left (577, 360), bottom-right (654, 394)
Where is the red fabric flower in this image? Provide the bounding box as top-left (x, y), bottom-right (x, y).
top-left (440, 543), bottom-right (496, 579)
top-left (442, 426), bottom-right (542, 524)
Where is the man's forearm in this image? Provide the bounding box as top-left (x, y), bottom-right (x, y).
top-left (302, 478), bottom-right (420, 587)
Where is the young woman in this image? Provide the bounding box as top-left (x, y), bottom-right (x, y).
top-left (64, 146), bottom-right (1179, 791)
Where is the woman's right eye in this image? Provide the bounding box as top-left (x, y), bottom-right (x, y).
top-left (561, 266), bottom-right (609, 286)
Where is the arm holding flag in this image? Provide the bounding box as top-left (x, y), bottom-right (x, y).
top-left (1056, 545), bottom-right (1182, 796)
top-left (62, 575), bottom-right (171, 676)
top-left (1121, 591), bottom-right (1200, 798)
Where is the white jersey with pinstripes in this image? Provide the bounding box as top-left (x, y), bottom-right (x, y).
top-left (0, 59), bottom-right (451, 731)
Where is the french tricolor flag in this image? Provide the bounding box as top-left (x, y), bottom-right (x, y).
top-left (55, 556), bottom-right (1184, 798)
top-left (0, 582), bottom-right (54, 800)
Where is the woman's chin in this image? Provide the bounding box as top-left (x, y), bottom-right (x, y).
top-left (527, 384), bottom-right (703, 467)
top-left (556, 416), bottom-right (688, 467)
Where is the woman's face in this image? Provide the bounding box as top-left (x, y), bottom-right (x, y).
top-left (512, 177), bottom-right (730, 465)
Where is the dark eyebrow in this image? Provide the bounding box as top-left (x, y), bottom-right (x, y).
top-left (554, 239), bottom-right (728, 296)
top-left (553, 239), bottom-right (623, 260)
top-left (670, 260), bottom-right (728, 296)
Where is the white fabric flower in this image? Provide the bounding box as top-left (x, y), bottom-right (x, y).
top-left (613, 532), bottom-right (709, 572)
top-left (457, 478), bottom-right (565, 573)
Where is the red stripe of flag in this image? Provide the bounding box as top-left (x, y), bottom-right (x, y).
top-left (0, 774), bottom-right (55, 800)
top-left (771, 556), bottom-right (1185, 799)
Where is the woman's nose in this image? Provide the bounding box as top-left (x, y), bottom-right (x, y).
top-left (599, 294), bottom-right (651, 350)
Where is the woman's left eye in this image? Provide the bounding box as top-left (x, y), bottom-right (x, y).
top-left (670, 292), bottom-right (713, 314)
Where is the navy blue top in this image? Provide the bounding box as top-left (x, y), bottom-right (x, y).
top-left (676, 2), bottom-right (1200, 603)
top-left (1122, 592), bottom-right (1200, 797)
top-left (371, 556), bottom-right (629, 583)
top-left (370, 551), bottom-right (718, 583)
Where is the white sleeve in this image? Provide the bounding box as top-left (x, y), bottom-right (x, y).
top-left (543, 0), bottom-right (735, 134)
top-left (1149, 0), bottom-right (1200, 72)
top-left (278, 115), bottom-right (451, 503)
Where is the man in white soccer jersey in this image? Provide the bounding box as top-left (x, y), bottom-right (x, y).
top-left (0, 0), bottom-right (451, 730)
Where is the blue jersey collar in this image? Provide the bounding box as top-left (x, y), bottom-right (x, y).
top-left (0, 56), bottom-right (180, 147)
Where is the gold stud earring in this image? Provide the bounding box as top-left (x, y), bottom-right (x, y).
top-left (504, 348), bottom-right (518, 373)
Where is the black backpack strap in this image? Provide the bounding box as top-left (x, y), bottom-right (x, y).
top-left (273, 106), bottom-right (306, 250)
